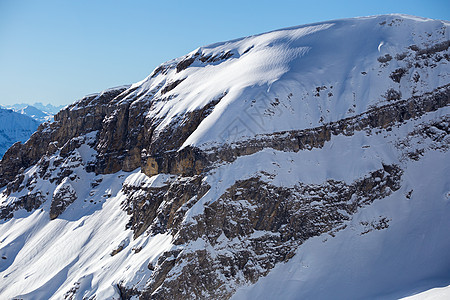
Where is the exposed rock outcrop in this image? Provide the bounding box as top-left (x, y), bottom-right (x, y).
top-left (139, 165), bottom-right (402, 299)
top-left (50, 178), bottom-right (77, 220)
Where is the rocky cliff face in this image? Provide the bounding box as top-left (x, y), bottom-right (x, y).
top-left (0, 15), bottom-right (449, 300)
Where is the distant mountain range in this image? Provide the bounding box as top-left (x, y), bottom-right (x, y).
top-left (0, 107), bottom-right (40, 158)
top-left (0, 103), bottom-right (64, 158)
top-left (2, 102), bottom-right (65, 123)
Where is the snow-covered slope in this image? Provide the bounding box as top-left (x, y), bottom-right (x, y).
top-left (0, 108), bottom-right (39, 158)
top-left (232, 138), bottom-right (450, 299)
top-left (0, 14), bottom-right (449, 299)
top-left (123, 14), bottom-right (448, 149)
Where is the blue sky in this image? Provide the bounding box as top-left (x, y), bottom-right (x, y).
top-left (0, 0), bottom-right (449, 106)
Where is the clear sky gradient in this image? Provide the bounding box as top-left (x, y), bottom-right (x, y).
top-left (0, 0), bottom-right (449, 106)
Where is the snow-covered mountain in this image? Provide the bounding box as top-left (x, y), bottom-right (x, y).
top-left (32, 102), bottom-right (66, 115)
top-left (6, 102), bottom-right (65, 114)
top-left (16, 105), bottom-right (53, 123)
top-left (5, 102), bottom-right (64, 123)
top-left (4, 102), bottom-right (65, 123)
top-left (0, 108), bottom-right (39, 158)
top-left (0, 14), bottom-right (449, 299)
